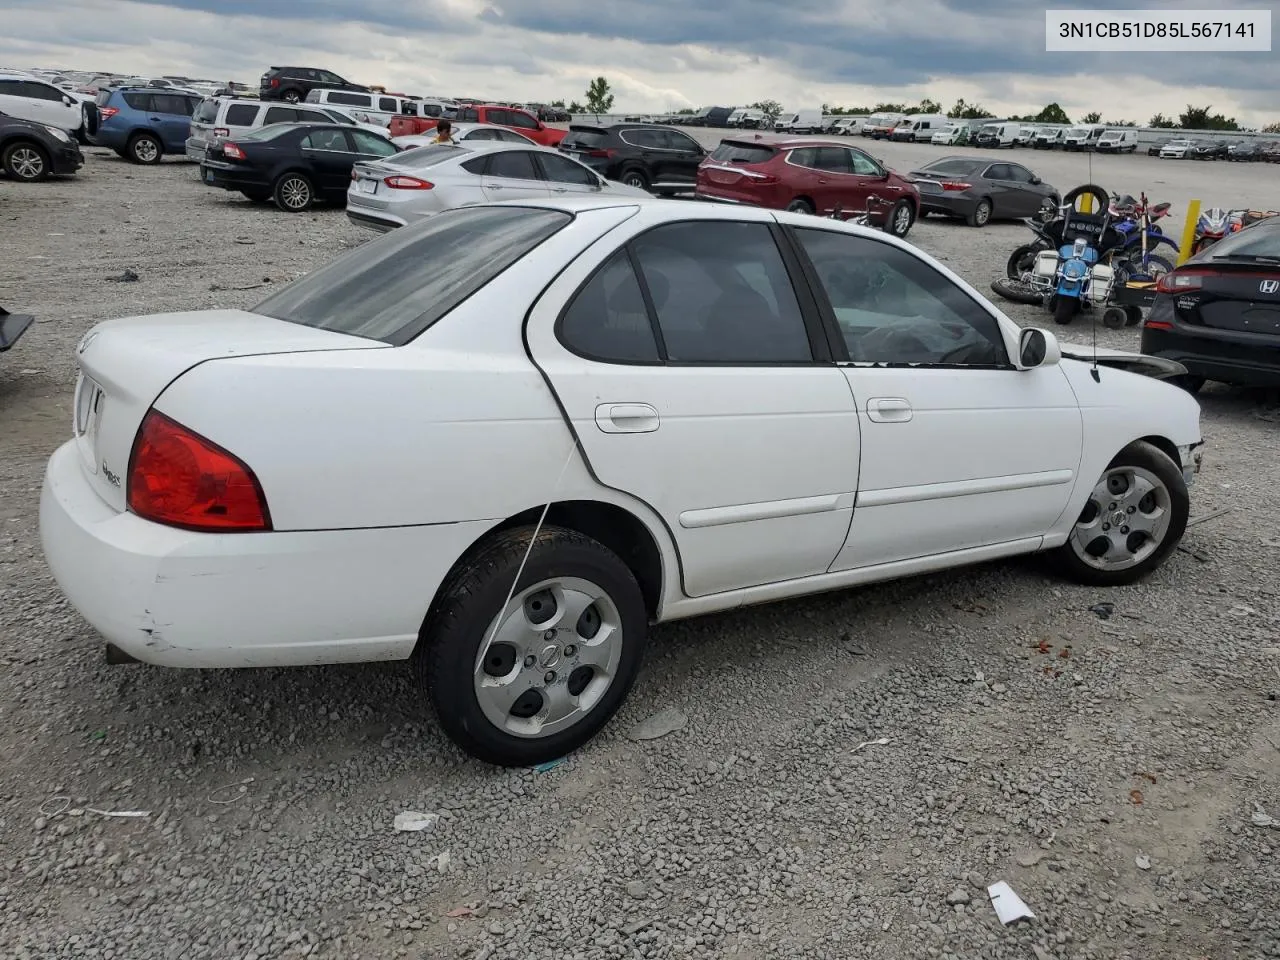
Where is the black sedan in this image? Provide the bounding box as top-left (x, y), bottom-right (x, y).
top-left (200, 122), bottom-right (399, 211)
top-left (907, 156), bottom-right (1058, 227)
top-left (0, 110), bottom-right (84, 182)
top-left (1142, 214), bottom-right (1280, 390)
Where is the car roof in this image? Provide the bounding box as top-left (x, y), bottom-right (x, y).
top-left (769, 137), bottom-right (866, 149)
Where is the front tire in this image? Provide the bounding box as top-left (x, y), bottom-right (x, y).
top-left (273, 172), bottom-right (313, 212)
top-left (414, 526), bottom-right (648, 766)
top-left (621, 168), bottom-right (649, 191)
top-left (1052, 294), bottom-right (1080, 324)
top-left (2, 141), bottom-right (50, 182)
top-left (1051, 441), bottom-right (1188, 586)
top-left (885, 199), bottom-right (915, 238)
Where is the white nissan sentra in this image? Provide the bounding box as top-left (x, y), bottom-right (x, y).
top-left (40, 197), bottom-right (1204, 766)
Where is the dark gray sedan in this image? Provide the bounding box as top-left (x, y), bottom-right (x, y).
top-left (907, 156), bottom-right (1058, 227)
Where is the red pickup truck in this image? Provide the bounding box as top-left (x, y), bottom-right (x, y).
top-left (388, 104), bottom-right (565, 146)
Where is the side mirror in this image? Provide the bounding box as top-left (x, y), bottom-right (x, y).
top-left (63, 95), bottom-right (74, 106)
top-left (1030, 175), bottom-right (1042, 185)
top-left (1018, 327), bottom-right (1061, 369)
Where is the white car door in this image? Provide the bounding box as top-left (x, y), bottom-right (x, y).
top-left (524, 206), bottom-right (861, 598)
top-left (0, 78), bottom-right (44, 125)
top-left (477, 150), bottom-right (551, 203)
top-left (23, 79), bottom-right (80, 130)
top-left (533, 150), bottom-right (604, 197)
top-left (786, 225), bottom-right (1083, 570)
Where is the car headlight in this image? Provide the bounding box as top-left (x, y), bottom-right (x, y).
top-left (44, 126), bottom-right (71, 142)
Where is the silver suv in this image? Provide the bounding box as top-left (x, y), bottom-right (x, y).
top-left (186, 97), bottom-right (337, 161)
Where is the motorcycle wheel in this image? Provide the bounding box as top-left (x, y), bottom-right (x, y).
top-left (1006, 243), bottom-right (1046, 279)
top-left (990, 277), bottom-right (1045, 305)
top-left (1126, 253), bottom-right (1174, 281)
top-left (1052, 295), bottom-right (1080, 325)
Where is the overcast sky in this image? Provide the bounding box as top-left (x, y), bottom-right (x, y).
top-left (2, 0), bottom-right (1276, 125)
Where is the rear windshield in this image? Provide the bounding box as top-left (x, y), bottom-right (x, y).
top-left (711, 142), bottom-right (776, 164)
top-left (1196, 219), bottom-right (1280, 260)
top-left (237, 124), bottom-right (292, 141)
top-left (384, 144), bottom-right (464, 167)
top-left (919, 158), bottom-right (982, 175)
top-left (192, 99), bottom-right (218, 123)
top-left (253, 206), bottom-right (574, 345)
top-left (95, 89), bottom-right (113, 106)
top-left (561, 127), bottom-right (610, 149)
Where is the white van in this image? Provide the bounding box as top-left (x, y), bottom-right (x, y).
top-left (1096, 128), bottom-right (1139, 153)
top-left (891, 114), bottom-right (948, 142)
top-left (974, 121), bottom-right (1020, 148)
top-left (303, 89), bottom-right (422, 126)
top-left (185, 97), bottom-right (390, 161)
top-left (778, 108), bottom-right (823, 134)
top-left (931, 122), bottom-right (969, 145)
top-left (861, 111), bottom-right (907, 139)
top-left (1063, 124), bottom-right (1107, 151)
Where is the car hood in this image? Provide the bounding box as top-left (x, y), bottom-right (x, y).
top-left (1058, 342), bottom-right (1187, 380)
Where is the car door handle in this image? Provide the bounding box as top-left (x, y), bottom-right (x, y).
top-left (488, 183), bottom-right (504, 190)
top-left (595, 403), bottom-right (660, 434)
top-left (551, 187), bottom-right (568, 193)
top-left (866, 397), bottom-right (913, 423)
top-left (817, 178), bottom-right (829, 184)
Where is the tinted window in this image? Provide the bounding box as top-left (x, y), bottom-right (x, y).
top-left (460, 108), bottom-right (479, 122)
top-left (663, 130), bottom-right (702, 153)
top-left (295, 108), bottom-right (331, 122)
top-left (24, 81), bottom-right (64, 101)
top-left (225, 103), bottom-right (259, 125)
top-left (0, 80), bottom-right (21, 96)
top-left (264, 106), bottom-right (298, 124)
top-left (487, 150), bottom-right (539, 180)
top-left (1194, 219), bottom-right (1280, 260)
top-left (351, 130), bottom-right (396, 155)
top-left (302, 129), bottom-right (349, 151)
top-left (538, 152), bottom-right (596, 185)
top-left (794, 228), bottom-right (1007, 366)
top-left (379, 97), bottom-right (397, 112)
top-left (1005, 164), bottom-right (1034, 183)
top-left (151, 94), bottom-right (190, 115)
top-left (504, 111), bottom-right (539, 130)
top-left (254, 206), bottom-right (573, 345)
top-left (621, 128), bottom-right (663, 149)
top-left (193, 99), bottom-right (218, 123)
top-left (319, 71), bottom-right (345, 84)
top-left (122, 92), bottom-right (152, 111)
top-left (561, 127), bottom-right (610, 149)
top-left (421, 102), bottom-right (443, 118)
top-left (461, 155), bottom-right (489, 175)
top-left (322, 109), bottom-right (355, 125)
top-left (814, 147), bottom-right (852, 173)
top-left (327, 92), bottom-right (370, 107)
top-left (560, 250), bottom-right (661, 362)
top-left (984, 164), bottom-right (1013, 180)
top-left (631, 222), bottom-right (811, 363)
top-left (711, 142), bottom-right (776, 164)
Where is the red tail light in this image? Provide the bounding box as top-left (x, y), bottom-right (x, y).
top-left (222, 142), bottom-right (246, 160)
top-left (270, 77), bottom-right (279, 87)
top-left (213, 127), bottom-right (229, 138)
top-left (586, 148), bottom-right (615, 159)
top-left (1155, 270), bottom-right (1205, 294)
top-left (98, 106), bottom-right (119, 120)
top-left (127, 411), bottom-right (271, 532)
top-left (383, 175), bottom-right (433, 189)
top-left (941, 181), bottom-right (971, 191)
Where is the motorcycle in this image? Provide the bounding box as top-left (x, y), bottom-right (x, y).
top-left (1192, 207), bottom-right (1280, 255)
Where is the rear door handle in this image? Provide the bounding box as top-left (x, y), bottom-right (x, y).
top-left (551, 187), bottom-right (568, 193)
top-left (488, 183), bottom-right (504, 190)
top-left (595, 403), bottom-right (660, 434)
top-left (866, 397), bottom-right (913, 423)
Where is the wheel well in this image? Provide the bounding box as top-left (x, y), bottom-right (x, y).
top-left (1137, 435), bottom-right (1180, 466)
top-left (2, 136), bottom-right (48, 157)
top-left (460, 501), bottom-right (664, 619)
top-left (790, 195), bottom-right (815, 211)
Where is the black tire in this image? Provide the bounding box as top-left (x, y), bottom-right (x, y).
top-left (282, 89), bottom-right (302, 104)
top-left (1102, 306), bottom-right (1128, 329)
top-left (786, 197), bottom-right (814, 214)
top-left (413, 525), bottom-right (648, 766)
top-left (1169, 374), bottom-right (1206, 394)
top-left (620, 168), bottom-right (649, 191)
top-left (884, 199), bottom-right (915, 238)
top-left (1049, 441), bottom-right (1189, 587)
top-left (2, 140), bottom-right (50, 182)
top-left (128, 132), bottom-right (162, 165)
top-left (1053, 295), bottom-right (1080, 324)
top-left (1006, 243), bottom-right (1045, 279)
top-left (967, 198), bottom-right (992, 227)
top-left (990, 277), bottom-right (1044, 305)
top-left (1061, 183), bottom-right (1110, 216)
top-left (272, 172), bottom-right (313, 212)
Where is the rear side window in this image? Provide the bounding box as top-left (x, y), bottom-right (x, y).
top-left (151, 94), bottom-right (190, 116)
top-left (263, 106), bottom-right (298, 124)
top-left (253, 206), bottom-right (574, 345)
top-left (620, 128), bottom-right (663, 149)
top-left (122, 92), bottom-right (152, 111)
top-left (326, 92), bottom-right (369, 107)
top-left (710, 142), bottom-right (776, 164)
top-left (379, 97), bottom-right (397, 112)
top-left (560, 250), bottom-right (661, 362)
top-left (488, 151), bottom-right (539, 180)
top-left (225, 103), bottom-right (259, 125)
top-left (561, 128), bottom-right (610, 149)
top-left (193, 99), bottom-right (218, 123)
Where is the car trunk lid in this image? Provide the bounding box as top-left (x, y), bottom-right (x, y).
top-left (72, 310), bottom-right (384, 512)
top-left (1190, 266), bottom-right (1280, 334)
top-left (701, 140), bottom-right (778, 186)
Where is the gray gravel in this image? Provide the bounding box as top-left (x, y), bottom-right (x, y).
top-left (2, 143), bottom-right (1279, 960)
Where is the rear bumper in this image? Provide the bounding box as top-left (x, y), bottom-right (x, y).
top-left (917, 193), bottom-right (976, 218)
top-left (40, 441), bottom-right (496, 668)
top-left (346, 207), bottom-right (402, 232)
top-left (200, 161), bottom-right (269, 192)
top-left (1141, 323), bottom-right (1280, 388)
top-left (185, 136), bottom-right (209, 162)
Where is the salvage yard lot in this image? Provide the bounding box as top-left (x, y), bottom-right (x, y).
top-left (1, 140), bottom-right (1279, 960)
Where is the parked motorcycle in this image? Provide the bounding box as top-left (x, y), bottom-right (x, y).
top-left (1192, 207), bottom-right (1280, 255)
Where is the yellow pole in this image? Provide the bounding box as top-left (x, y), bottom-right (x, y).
top-left (1079, 193), bottom-right (1093, 214)
top-left (1178, 199), bottom-right (1201, 266)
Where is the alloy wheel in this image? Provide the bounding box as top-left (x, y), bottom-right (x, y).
top-left (133, 138), bottom-right (159, 163)
top-left (1069, 466), bottom-right (1172, 571)
top-left (474, 577), bottom-right (623, 738)
top-left (280, 177), bottom-right (310, 210)
top-left (893, 203), bottom-right (912, 234)
top-left (10, 147), bottom-right (44, 180)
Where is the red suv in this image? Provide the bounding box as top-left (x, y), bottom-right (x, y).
top-left (695, 138), bottom-right (919, 237)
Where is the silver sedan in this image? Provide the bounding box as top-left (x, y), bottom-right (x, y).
top-left (346, 141), bottom-right (649, 232)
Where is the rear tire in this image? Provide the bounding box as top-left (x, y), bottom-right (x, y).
top-left (1102, 306), bottom-right (1128, 329)
top-left (1049, 441), bottom-right (1188, 587)
top-left (786, 197), bottom-right (814, 214)
top-left (273, 172), bottom-right (313, 212)
top-left (621, 168), bottom-right (649, 191)
top-left (283, 89), bottom-right (302, 104)
top-left (413, 525), bottom-right (648, 766)
top-left (128, 133), bottom-right (162, 165)
top-left (2, 140), bottom-right (50, 182)
top-left (1006, 243), bottom-right (1045, 279)
top-left (967, 198), bottom-right (992, 227)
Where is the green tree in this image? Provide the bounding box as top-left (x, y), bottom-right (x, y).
top-left (947, 98), bottom-right (990, 119)
top-left (567, 100), bottom-right (583, 114)
top-left (1149, 113), bottom-right (1176, 128)
top-left (917, 97), bottom-right (942, 114)
top-left (584, 76), bottom-right (614, 120)
top-left (550, 99), bottom-right (565, 108)
top-left (873, 101), bottom-right (907, 113)
top-left (1033, 102), bottom-right (1070, 124)
top-left (1178, 104), bottom-right (1239, 130)
top-left (751, 99), bottom-right (783, 125)
top-left (1081, 110), bottom-right (1102, 123)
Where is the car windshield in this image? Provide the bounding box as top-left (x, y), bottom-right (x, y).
top-left (1065, 127), bottom-right (1090, 137)
top-left (1199, 220), bottom-right (1280, 261)
top-left (253, 206), bottom-right (574, 345)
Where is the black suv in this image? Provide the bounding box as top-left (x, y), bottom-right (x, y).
top-left (260, 67), bottom-right (370, 103)
top-left (558, 123), bottom-right (707, 194)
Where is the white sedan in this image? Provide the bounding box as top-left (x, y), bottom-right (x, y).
top-left (345, 140), bottom-right (648, 232)
top-left (392, 121), bottom-right (538, 149)
top-left (41, 197), bottom-right (1203, 766)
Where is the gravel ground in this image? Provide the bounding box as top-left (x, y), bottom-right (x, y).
top-left (2, 142), bottom-right (1279, 960)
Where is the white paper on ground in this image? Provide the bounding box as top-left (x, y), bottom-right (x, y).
top-left (393, 811), bottom-right (440, 832)
top-left (988, 881), bottom-right (1035, 925)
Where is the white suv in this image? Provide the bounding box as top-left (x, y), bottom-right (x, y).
top-left (186, 97), bottom-right (370, 161)
top-left (0, 72), bottom-right (85, 136)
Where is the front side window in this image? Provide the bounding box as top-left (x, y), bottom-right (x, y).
top-left (505, 111), bottom-right (539, 130)
top-left (122, 92), bottom-right (153, 111)
top-left (559, 250), bottom-right (661, 362)
top-left (847, 150), bottom-right (881, 175)
top-left (302, 129), bottom-right (349, 151)
top-left (254, 207), bottom-right (573, 345)
top-left (379, 97), bottom-right (397, 112)
top-left (793, 227), bottom-right (1008, 366)
top-left (663, 130), bottom-right (702, 153)
top-left (630, 221), bottom-right (811, 363)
